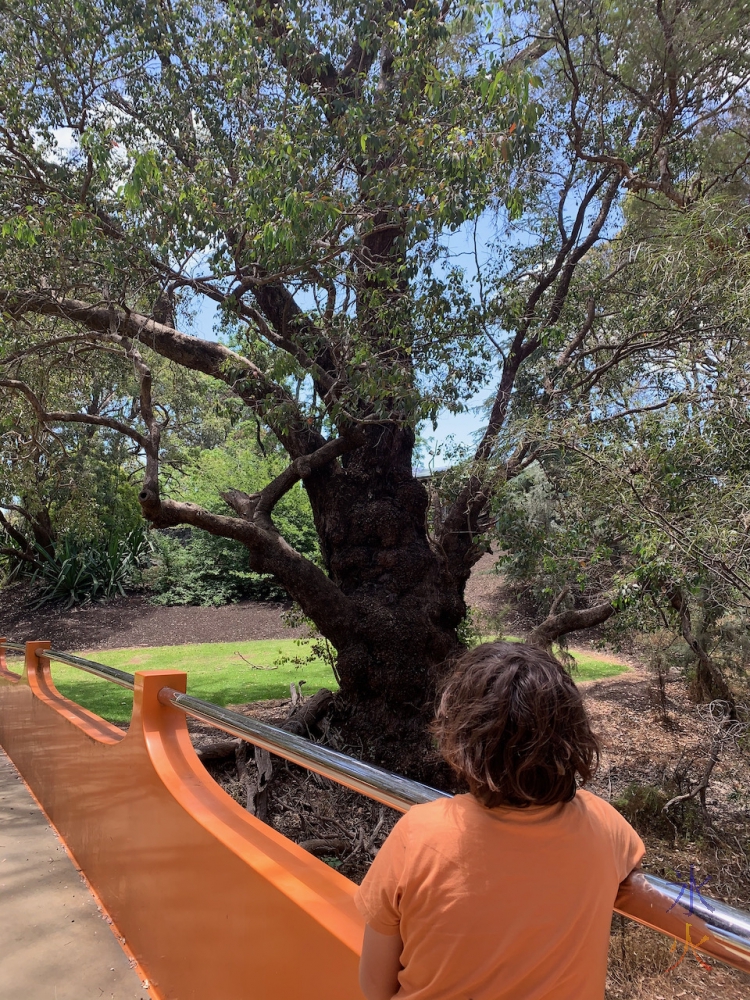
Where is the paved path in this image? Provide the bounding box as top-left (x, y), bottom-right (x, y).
top-left (0, 748), bottom-right (147, 1000)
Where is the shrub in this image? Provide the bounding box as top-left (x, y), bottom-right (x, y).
top-left (31, 527), bottom-right (152, 608)
top-left (614, 781), bottom-right (703, 840)
top-left (148, 529), bottom-right (290, 606)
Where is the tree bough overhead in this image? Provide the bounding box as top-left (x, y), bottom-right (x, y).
top-left (2, 0), bottom-right (750, 738)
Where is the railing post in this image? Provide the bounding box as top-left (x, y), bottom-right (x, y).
top-left (133, 669), bottom-right (188, 738)
top-left (25, 641), bottom-right (51, 681)
top-left (0, 637), bottom-right (5, 672)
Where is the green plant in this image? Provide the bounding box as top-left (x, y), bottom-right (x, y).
top-left (148, 530), bottom-right (289, 606)
top-left (275, 605), bottom-right (341, 684)
top-left (31, 527), bottom-right (152, 608)
top-left (148, 438), bottom-right (320, 607)
top-left (457, 606), bottom-right (483, 649)
top-left (614, 782), bottom-right (674, 840)
top-left (614, 781), bottom-right (703, 840)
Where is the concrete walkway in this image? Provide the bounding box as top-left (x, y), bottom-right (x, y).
top-left (0, 748), bottom-right (147, 1000)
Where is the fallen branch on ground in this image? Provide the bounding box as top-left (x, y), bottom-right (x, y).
top-left (234, 651), bottom-right (277, 670)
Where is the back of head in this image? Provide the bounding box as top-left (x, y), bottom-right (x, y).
top-left (432, 641), bottom-right (600, 807)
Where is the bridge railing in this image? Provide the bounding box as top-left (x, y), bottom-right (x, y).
top-left (2, 638), bottom-right (749, 982)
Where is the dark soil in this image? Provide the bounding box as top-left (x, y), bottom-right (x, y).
top-left (0, 583), bottom-right (306, 648)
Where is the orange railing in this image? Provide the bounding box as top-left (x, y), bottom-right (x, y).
top-left (1, 637), bottom-right (749, 999)
top-left (0, 640), bottom-right (363, 1000)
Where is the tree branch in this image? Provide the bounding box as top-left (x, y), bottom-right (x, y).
top-left (0, 545), bottom-right (43, 569)
top-left (528, 600), bottom-right (615, 650)
top-left (220, 433), bottom-right (364, 531)
top-left (0, 290), bottom-right (324, 457)
top-left (435, 168), bottom-right (622, 583)
top-left (248, 278), bottom-right (341, 400)
top-left (0, 509), bottom-right (35, 557)
top-left (141, 495), bottom-right (353, 646)
top-left (668, 587), bottom-right (733, 705)
top-left (0, 379), bottom-right (150, 449)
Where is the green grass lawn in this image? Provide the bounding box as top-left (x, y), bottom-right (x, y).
top-left (48, 639), bottom-right (335, 724)
top-left (6, 638), bottom-right (628, 724)
top-left (559, 650), bottom-right (628, 681)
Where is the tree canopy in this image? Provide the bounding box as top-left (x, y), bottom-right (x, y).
top-left (1, 0), bottom-right (749, 732)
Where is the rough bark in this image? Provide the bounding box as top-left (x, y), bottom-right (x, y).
top-left (299, 839), bottom-right (350, 857)
top-left (236, 742), bottom-right (272, 823)
top-left (26, 505), bottom-right (56, 556)
top-left (284, 688), bottom-right (336, 737)
top-left (299, 422), bottom-right (465, 714)
top-left (196, 739), bottom-right (242, 763)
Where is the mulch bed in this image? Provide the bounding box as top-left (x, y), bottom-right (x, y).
top-left (183, 699), bottom-right (400, 885)
top-left (0, 584), bottom-right (305, 649)
top-left (581, 670), bottom-right (750, 999)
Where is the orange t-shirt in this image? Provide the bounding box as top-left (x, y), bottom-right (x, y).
top-left (354, 789), bottom-right (645, 1000)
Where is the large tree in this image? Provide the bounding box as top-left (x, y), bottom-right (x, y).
top-left (1, 0), bottom-right (749, 740)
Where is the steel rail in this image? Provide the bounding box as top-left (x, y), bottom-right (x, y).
top-left (43, 648), bottom-right (137, 690)
top-left (618, 871), bottom-right (750, 971)
top-left (1, 641), bottom-right (26, 653)
top-left (158, 687), bottom-right (449, 813)
top-left (0, 642), bottom-right (136, 688)
top-left (1, 639), bottom-right (749, 973)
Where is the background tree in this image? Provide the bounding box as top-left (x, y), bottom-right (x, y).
top-left (0, 321), bottom-right (302, 602)
top-left (0, 331), bottom-right (146, 581)
top-left (484, 197), bottom-right (750, 703)
top-left (150, 429), bottom-right (321, 606)
top-left (1, 0), bottom-right (749, 751)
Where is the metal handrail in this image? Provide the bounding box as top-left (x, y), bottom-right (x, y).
top-left (45, 648), bottom-right (136, 690)
top-left (0, 642), bottom-right (136, 687)
top-left (2, 638), bottom-right (749, 973)
top-left (1, 641), bottom-right (26, 653)
top-left (158, 687), bottom-right (449, 813)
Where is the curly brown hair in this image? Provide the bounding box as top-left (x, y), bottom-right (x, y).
top-left (432, 641), bottom-right (600, 807)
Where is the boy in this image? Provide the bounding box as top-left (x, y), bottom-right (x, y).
top-left (355, 641), bottom-right (644, 1000)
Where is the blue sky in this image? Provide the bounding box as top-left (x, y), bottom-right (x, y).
top-left (424, 395), bottom-right (489, 452)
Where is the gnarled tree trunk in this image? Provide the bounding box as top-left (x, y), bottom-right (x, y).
top-left (305, 425), bottom-right (464, 711)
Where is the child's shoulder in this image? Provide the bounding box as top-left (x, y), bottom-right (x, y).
top-left (403, 794), bottom-right (460, 825)
top-left (396, 794), bottom-right (467, 839)
top-left (573, 788), bottom-right (631, 828)
top-left (402, 790), bottom-right (628, 834)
